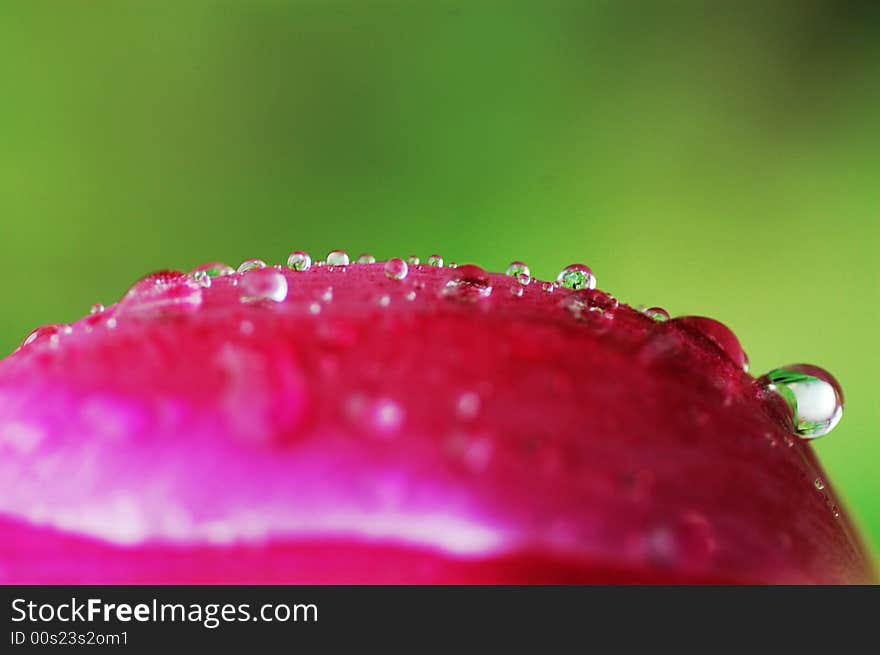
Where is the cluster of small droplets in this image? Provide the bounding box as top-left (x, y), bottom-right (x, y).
top-left (384, 258), bottom-right (409, 281)
top-left (287, 251), bottom-right (312, 271)
top-left (557, 264), bottom-right (596, 291)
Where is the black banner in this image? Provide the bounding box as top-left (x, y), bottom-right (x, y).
top-left (1, 585), bottom-right (875, 651)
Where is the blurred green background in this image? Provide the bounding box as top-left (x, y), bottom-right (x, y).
top-left (1, 1), bottom-right (878, 555)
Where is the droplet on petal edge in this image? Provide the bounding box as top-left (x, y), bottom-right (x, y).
top-left (384, 258), bottom-right (409, 281)
top-left (326, 250), bottom-right (350, 266)
top-left (239, 268), bottom-right (289, 303)
top-left (556, 264), bottom-right (596, 291)
top-left (442, 264), bottom-right (493, 302)
top-left (759, 364), bottom-right (844, 439)
top-left (287, 251), bottom-right (312, 271)
top-left (672, 316), bottom-right (749, 373)
top-left (237, 259), bottom-right (266, 274)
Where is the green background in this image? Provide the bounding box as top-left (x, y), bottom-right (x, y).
top-left (1, 1), bottom-right (878, 556)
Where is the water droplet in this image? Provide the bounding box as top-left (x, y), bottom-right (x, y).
top-left (644, 307), bottom-right (670, 322)
top-left (814, 478), bottom-right (825, 490)
top-left (320, 287), bottom-right (333, 303)
top-left (405, 290), bottom-right (417, 301)
top-left (505, 261), bottom-right (531, 285)
top-left (510, 284), bottom-right (523, 297)
top-left (192, 262), bottom-right (234, 278)
top-left (384, 258), bottom-right (408, 281)
top-left (377, 294), bottom-right (391, 307)
top-left (90, 303), bottom-right (105, 315)
top-left (287, 251), bottom-right (312, 271)
top-left (831, 505), bottom-right (841, 518)
top-left (456, 392), bottom-right (481, 421)
top-left (106, 317), bottom-right (118, 329)
top-left (759, 364), bottom-right (844, 438)
top-left (239, 268), bottom-right (288, 303)
top-left (326, 250), bottom-right (350, 266)
top-left (21, 324), bottom-right (64, 349)
top-left (673, 316), bottom-right (749, 372)
top-left (564, 289), bottom-right (618, 319)
top-left (237, 259), bottom-right (266, 274)
top-left (308, 302), bottom-right (321, 315)
top-left (541, 282), bottom-right (556, 293)
top-left (557, 264), bottom-right (596, 290)
top-left (442, 265), bottom-right (493, 302)
top-left (356, 253), bottom-right (376, 264)
top-left (121, 270), bottom-right (202, 313)
top-left (427, 254), bottom-right (444, 267)
top-left (406, 255), bottom-right (420, 265)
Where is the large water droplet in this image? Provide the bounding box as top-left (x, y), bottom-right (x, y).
top-left (121, 270), bottom-right (203, 313)
top-left (759, 364), bottom-right (844, 438)
top-left (427, 254), bottom-right (444, 267)
top-left (239, 268), bottom-right (288, 303)
top-left (442, 264), bottom-right (493, 302)
top-left (326, 250), bottom-right (350, 266)
top-left (21, 324), bottom-right (65, 349)
top-left (673, 316), bottom-right (749, 372)
top-left (287, 251), bottom-right (312, 271)
top-left (556, 264), bottom-right (596, 290)
top-left (237, 259), bottom-right (266, 274)
top-left (384, 258), bottom-right (408, 281)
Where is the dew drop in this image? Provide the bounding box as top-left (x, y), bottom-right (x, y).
top-left (759, 364), bottom-right (844, 438)
top-left (121, 270), bottom-right (203, 313)
top-left (510, 284), bottom-right (523, 298)
top-left (192, 262), bottom-right (234, 278)
top-left (427, 254), bottom-right (444, 267)
top-left (644, 307), bottom-right (670, 322)
top-left (442, 264), bottom-right (493, 302)
top-left (384, 258), bottom-right (409, 281)
top-left (564, 289), bottom-right (619, 319)
top-left (287, 251), bottom-right (312, 271)
top-left (673, 316), bottom-right (749, 372)
top-left (21, 324), bottom-right (64, 349)
top-left (405, 290), bottom-right (417, 301)
top-left (377, 294), bottom-right (391, 307)
top-left (356, 253), bottom-right (376, 264)
top-left (320, 287), bottom-right (333, 303)
top-left (541, 282), bottom-right (556, 293)
top-left (406, 255), bottom-right (420, 265)
top-left (191, 270), bottom-right (212, 288)
top-left (456, 392), bottom-right (481, 421)
top-left (239, 268), bottom-right (288, 303)
top-left (326, 250), bottom-right (350, 266)
top-left (237, 259), bottom-right (266, 274)
top-left (814, 478), bottom-right (825, 490)
top-left (90, 303), bottom-right (105, 315)
top-left (308, 302), bottom-right (321, 315)
top-left (557, 264), bottom-right (596, 290)
top-left (505, 261), bottom-right (531, 284)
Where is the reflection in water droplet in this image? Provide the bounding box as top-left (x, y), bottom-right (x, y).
top-left (192, 262), bottom-right (235, 278)
top-left (510, 284), bottom-right (523, 297)
top-left (831, 505), bottom-right (841, 518)
top-left (90, 303), bottom-right (105, 315)
top-left (239, 268), bottom-right (288, 303)
top-left (406, 255), bottom-right (420, 265)
top-left (505, 261), bottom-right (531, 285)
top-left (191, 270), bottom-right (212, 288)
top-left (326, 250), bottom-right (350, 266)
top-left (814, 478), bottom-right (825, 490)
top-left (384, 258), bottom-right (409, 281)
top-left (759, 364), bottom-right (844, 438)
top-left (564, 289), bottom-right (618, 319)
top-left (287, 251), bottom-right (312, 271)
top-left (427, 254), bottom-right (444, 267)
top-left (442, 264), bottom-right (493, 302)
top-left (557, 264), bottom-right (596, 290)
top-left (644, 307), bottom-right (670, 322)
top-left (541, 282), bottom-right (555, 293)
top-left (356, 253), bottom-right (376, 264)
top-left (673, 316), bottom-right (749, 372)
top-left (237, 259), bottom-right (266, 274)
